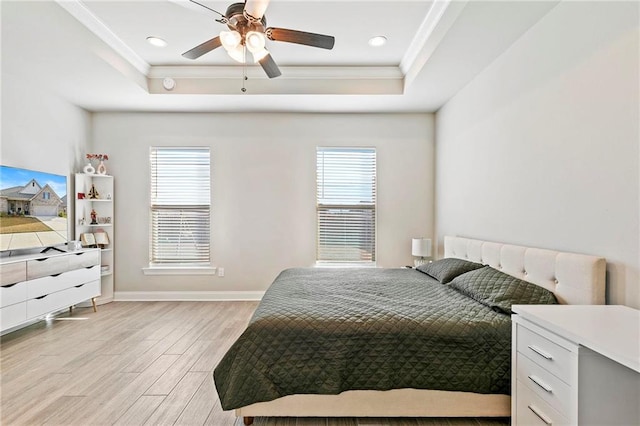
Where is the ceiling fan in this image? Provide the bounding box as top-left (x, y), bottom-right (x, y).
top-left (182, 0), bottom-right (335, 79)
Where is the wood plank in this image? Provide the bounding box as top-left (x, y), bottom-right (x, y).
top-left (174, 374), bottom-right (218, 425)
top-left (142, 371), bottom-right (208, 425)
top-left (82, 354), bottom-right (180, 425)
top-left (113, 395), bottom-right (166, 426)
top-left (0, 301), bottom-right (510, 426)
top-left (145, 339), bottom-right (214, 395)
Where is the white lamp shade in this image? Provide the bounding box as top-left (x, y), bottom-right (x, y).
top-left (226, 45), bottom-right (246, 63)
top-left (246, 31), bottom-right (266, 53)
top-left (220, 30), bottom-right (241, 51)
top-left (251, 47), bottom-right (269, 63)
top-left (412, 238), bottom-right (432, 257)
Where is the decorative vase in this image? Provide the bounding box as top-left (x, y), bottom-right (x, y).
top-left (97, 160), bottom-right (107, 175)
top-left (83, 163), bottom-right (95, 174)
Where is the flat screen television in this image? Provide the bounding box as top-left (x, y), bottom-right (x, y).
top-left (0, 165), bottom-right (69, 252)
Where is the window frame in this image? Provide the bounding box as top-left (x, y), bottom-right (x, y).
top-left (315, 146), bottom-right (377, 266)
top-left (143, 146), bottom-right (215, 275)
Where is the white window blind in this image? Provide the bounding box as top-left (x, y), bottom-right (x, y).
top-left (150, 147), bottom-right (211, 265)
top-left (316, 147), bottom-right (376, 263)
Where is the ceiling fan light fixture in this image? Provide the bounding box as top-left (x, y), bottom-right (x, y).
top-left (244, 0), bottom-right (269, 22)
top-left (220, 30), bottom-right (242, 51)
top-left (227, 45), bottom-right (246, 63)
top-left (245, 31), bottom-right (266, 53)
top-left (368, 36), bottom-right (387, 47)
top-left (251, 47), bottom-right (269, 63)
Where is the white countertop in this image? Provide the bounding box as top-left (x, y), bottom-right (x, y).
top-left (512, 304), bottom-right (640, 373)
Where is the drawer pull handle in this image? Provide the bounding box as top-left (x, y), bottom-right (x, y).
top-left (35, 258), bottom-right (48, 262)
top-left (528, 344), bottom-right (553, 360)
top-left (51, 273), bottom-right (62, 277)
top-left (528, 404), bottom-right (552, 425)
top-left (75, 253), bottom-right (85, 256)
top-left (528, 375), bottom-right (553, 393)
top-left (35, 294), bottom-right (48, 300)
top-left (2, 283), bottom-right (18, 288)
top-left (74, 284), bottom-right (85, 288)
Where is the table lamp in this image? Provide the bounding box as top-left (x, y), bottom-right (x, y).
top-left (412, 238), bottom-right (432, 267)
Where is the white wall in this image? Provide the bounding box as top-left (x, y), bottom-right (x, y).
top-left (92, 113), bottom-right (434, 295)
top-left (1, 82), bottom-right (90, 176)
top-left (2, 42), bottom-right (91, 241)
top-left (435, 1), bottom-right (639, 307)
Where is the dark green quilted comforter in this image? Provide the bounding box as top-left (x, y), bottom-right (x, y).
top-left (214, 268), bottom-right (511, 410)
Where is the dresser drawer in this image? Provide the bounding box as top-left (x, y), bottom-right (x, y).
top-left (26, 280), bottom-right (100, 319)
top-left (0, 280), bottom-right (27, 308)
top-left (68, 250), bottom-right (100, 269)
top-left (516, 380), bottom-right (570, 426)
top-left (0, 302), bottom-right (27, 331)
top-left (0, 261), bottom-right (27, 286)
top-left (517, 323), bottom-right (575, 384)
top-left (27, 256), bottom-right (70, 280)
top-left (27, 265), bottom-right (100, 299)
top-left (517, 352), bottom-right (573, 416)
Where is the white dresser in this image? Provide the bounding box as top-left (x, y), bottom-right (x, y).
top-left (0, 248), bottom-right (101, 334)
top-left (512, 305), bottom-right (639, 425)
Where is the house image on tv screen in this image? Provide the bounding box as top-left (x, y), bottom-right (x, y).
top-left (0, 179), bottom-right (66, 217)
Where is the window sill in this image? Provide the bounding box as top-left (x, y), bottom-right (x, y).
top-left (142, 266), bottom-right (217, 276)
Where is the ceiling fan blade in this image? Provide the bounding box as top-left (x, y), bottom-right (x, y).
top-left (182, 36), bottom-right (222, 59)
top-left (244, 0), bottom-right (270, 21)
top-left (266, 27), bottom-right (335, 50)
top-left (259, 52), bottom-right (281, 78)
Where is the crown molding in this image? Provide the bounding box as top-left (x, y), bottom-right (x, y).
top-left (149, 65), bottom-right (403, 80)
top-left (148, 65), bottom-right (404, 94)
top-left (147, 75), bottom-right (404, 95)
top-left (400, 0), bottom-right (468, 88)
top-left (55, 0), bottom-right (150, 75)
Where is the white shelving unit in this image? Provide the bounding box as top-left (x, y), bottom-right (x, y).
top-left (74, 173), bottom-right (114, 304)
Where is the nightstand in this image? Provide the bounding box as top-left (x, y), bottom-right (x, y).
top-left (511, 305), bottom-right (639, 425)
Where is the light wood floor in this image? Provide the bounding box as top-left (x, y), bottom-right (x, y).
top-left (0, 301), bottom-right (510, 425)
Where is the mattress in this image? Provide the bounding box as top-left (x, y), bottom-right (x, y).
top-left (214, 267), bottom-right (512, 410)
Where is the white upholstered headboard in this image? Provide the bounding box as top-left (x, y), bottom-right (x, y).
top-left (443, 236), bottom-right (606, 305)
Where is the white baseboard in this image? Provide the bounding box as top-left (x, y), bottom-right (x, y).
top-left (113, 291), bottom-right (265, 302)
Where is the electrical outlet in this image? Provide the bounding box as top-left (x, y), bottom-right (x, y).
top-left (218, 267), bottom-right (224, 277)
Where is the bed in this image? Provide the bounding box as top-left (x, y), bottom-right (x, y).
top-left (214, 236), bottom-right (606, 424)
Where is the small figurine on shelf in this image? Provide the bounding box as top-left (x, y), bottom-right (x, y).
top-left (88, 184), bottom-right (99, 199)
top-left (90, 209), bottom-right (98, 225)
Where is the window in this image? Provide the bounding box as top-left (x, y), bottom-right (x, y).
top-left (316, 147), bottom-right (376, 263)
top-left (43, 192), bottom-right (50, 200)
top-left (149, 147), bottom-right (211, 266)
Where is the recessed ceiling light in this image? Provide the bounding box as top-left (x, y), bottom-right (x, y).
top-left (146, 36), bottom-right (168, 48)
top-left (368, 36), bottom-right (387, 47)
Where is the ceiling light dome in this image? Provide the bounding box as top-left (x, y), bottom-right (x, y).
top-left (226, 45), bottom-right (246, 63)
top-left (220, 30), bottom-right (242, 51)
top-left (251, 47), bottom-right (269, 63)
top-left (245, 31), bottom-right (266, 53)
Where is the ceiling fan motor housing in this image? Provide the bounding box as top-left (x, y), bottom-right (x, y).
top-left (226, 2), bottom-right (266, 39)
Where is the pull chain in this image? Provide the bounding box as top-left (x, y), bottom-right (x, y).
top-left (241, 46), bottom-right (248, 93)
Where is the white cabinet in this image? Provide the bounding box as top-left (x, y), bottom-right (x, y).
top-left (74, 173), bottom-right (114, 304)
top-left (0, 248), bottom-right (101, 334)
top-left (512, 305), bottom-right (640, 426)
